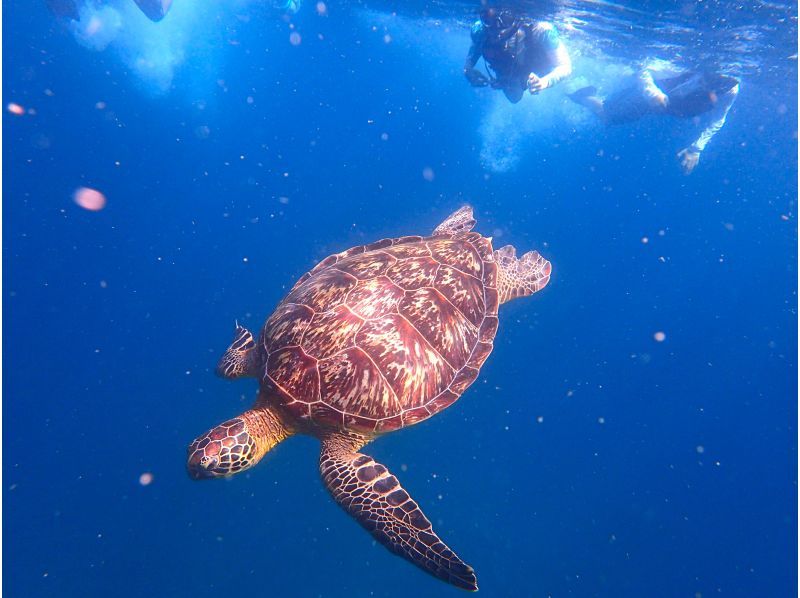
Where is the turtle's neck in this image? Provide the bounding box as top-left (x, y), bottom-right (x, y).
top-left (240, 405), bottom-right (292, 462)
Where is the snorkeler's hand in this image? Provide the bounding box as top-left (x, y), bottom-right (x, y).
top-left (677, 148), bottom-right (700, 174)
top-left (653, 89), bottom-right (669, 107)
top-left (465, 68), bottom-right (489, 87)
top-left (527, 73), bottom-right (548, 94)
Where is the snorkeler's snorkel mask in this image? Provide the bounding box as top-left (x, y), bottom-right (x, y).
top-left (480, 7), bottom-right (517, 30)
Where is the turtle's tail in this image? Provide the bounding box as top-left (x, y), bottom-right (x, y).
top-left (187, 405), bottom-right (291, 479)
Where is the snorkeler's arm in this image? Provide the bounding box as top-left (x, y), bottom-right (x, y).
top-left (528, 24), bottom-right (572, 93)
top-left (639, 69), bottom-right (669, 107)
top-left (678, 81), bottom-right (739, 174)
top-left (464, 41), bottom-right (482, 70)
top-left (464, 21), bottom-right (489, 86)
top-left (538, 43), bottom-right (572, 89)
top-left (464, 46), bottom-right (490, 86)
top-left (689, 82), bottom-right (739, 153)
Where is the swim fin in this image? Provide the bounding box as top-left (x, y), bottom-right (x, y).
top-left (567, 86), bottom-right (598, 105)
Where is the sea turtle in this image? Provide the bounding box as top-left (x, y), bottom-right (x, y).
top-left (187, 206), bottom-right (551, 591)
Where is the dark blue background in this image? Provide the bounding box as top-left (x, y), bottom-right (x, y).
top-left (5, 1), bottom-right (797, 596)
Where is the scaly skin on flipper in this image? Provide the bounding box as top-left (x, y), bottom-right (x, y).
top-left (216, 323), bottom-right (259, 379)
top-left (494, 245), bottom-right (552, 304)
top-left (432, 205), bottom-right (477, 236)
top-left (319, 434), bottom-right (478, 591)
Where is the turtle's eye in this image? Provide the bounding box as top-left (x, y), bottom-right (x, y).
top-left (186, 437), bottom-right (227, 479)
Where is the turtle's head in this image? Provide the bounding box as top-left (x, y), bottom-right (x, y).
top-left (186, 407), bottom-right (291, 480)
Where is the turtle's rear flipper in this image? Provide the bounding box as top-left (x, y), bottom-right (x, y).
top-left (319, 438), bottom-right (478, 591)
top-left (216, 323), bottom-right (259, 379)
top-left (494, 245), bottom-right (552, 304)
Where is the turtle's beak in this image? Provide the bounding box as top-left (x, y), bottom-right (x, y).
top-left (186, 451), bottom-right (220, 480)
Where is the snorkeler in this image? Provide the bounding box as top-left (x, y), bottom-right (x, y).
top-left (568, 64), bottom-right (740, 174)
top-left (463, 6), bottom-right (573, 103)
top-left (46, 0), bottom-right (173, 22)
top-left (275, 0), bottom-right (301, 16)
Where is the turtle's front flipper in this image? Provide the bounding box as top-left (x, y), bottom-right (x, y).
top-left (216, 323), bottom-right (259, 379)
top-left (433, 205), bottom-right (476, 236)
top-left (319, 436), bottom-right (478, 591)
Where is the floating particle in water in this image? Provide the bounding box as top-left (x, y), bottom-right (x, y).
top-left (7, 102), bottom-right (24, 116)
top-left (194, 125), bottom-right (211, 139)
top-left (278, 196), bottom-right (290, 204)
top-left (32, 133), bottom-right (51, 150)
top-left (85, 15), bottom-right (103, 36)
top-left (383, 34), bottom-right (392, 44)
top-left (422, 167), bottom-right (435, 181)
top-left (73, 187), bottom-right (107, 211)
top-left (99, 280), bottom-right (108, 288)
top-left (722, 222), bottom-right (734, 231)
top-left (139, 472), bottom-right (154, 486)
top-left (95, 101), bottom-right (106, 110)
top-left (536, 416), bottom-right (544, 423)
top-left (316, 1), bottom-right (327, 15)
top-left (598, 417), bottom-right (605, 424)
top-left (653, 331), bottom-right (666, 342)
top-left (289, 32), bottom-right (302, 46)
top-left (380, 132), bottom-right (389, 141)
top-left (695, 445), bottom-right (705, 454)
top-left (641, 236), bottom-right (649, 244)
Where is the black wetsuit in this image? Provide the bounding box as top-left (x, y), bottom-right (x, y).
top-left (603, 71), bottom-right (739, 125)
top-left (468, 19), bottom-right (564, 103)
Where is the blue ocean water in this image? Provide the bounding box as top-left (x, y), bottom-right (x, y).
top-left (4, 0), bottom-right (797, 596)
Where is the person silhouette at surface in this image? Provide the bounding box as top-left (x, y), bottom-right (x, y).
top-left (464, 6), bottom-right (573, 103)
top-left (47, 0), bottom-right (172, 21)
top-left (569, 63), bottom-right (740, 174)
